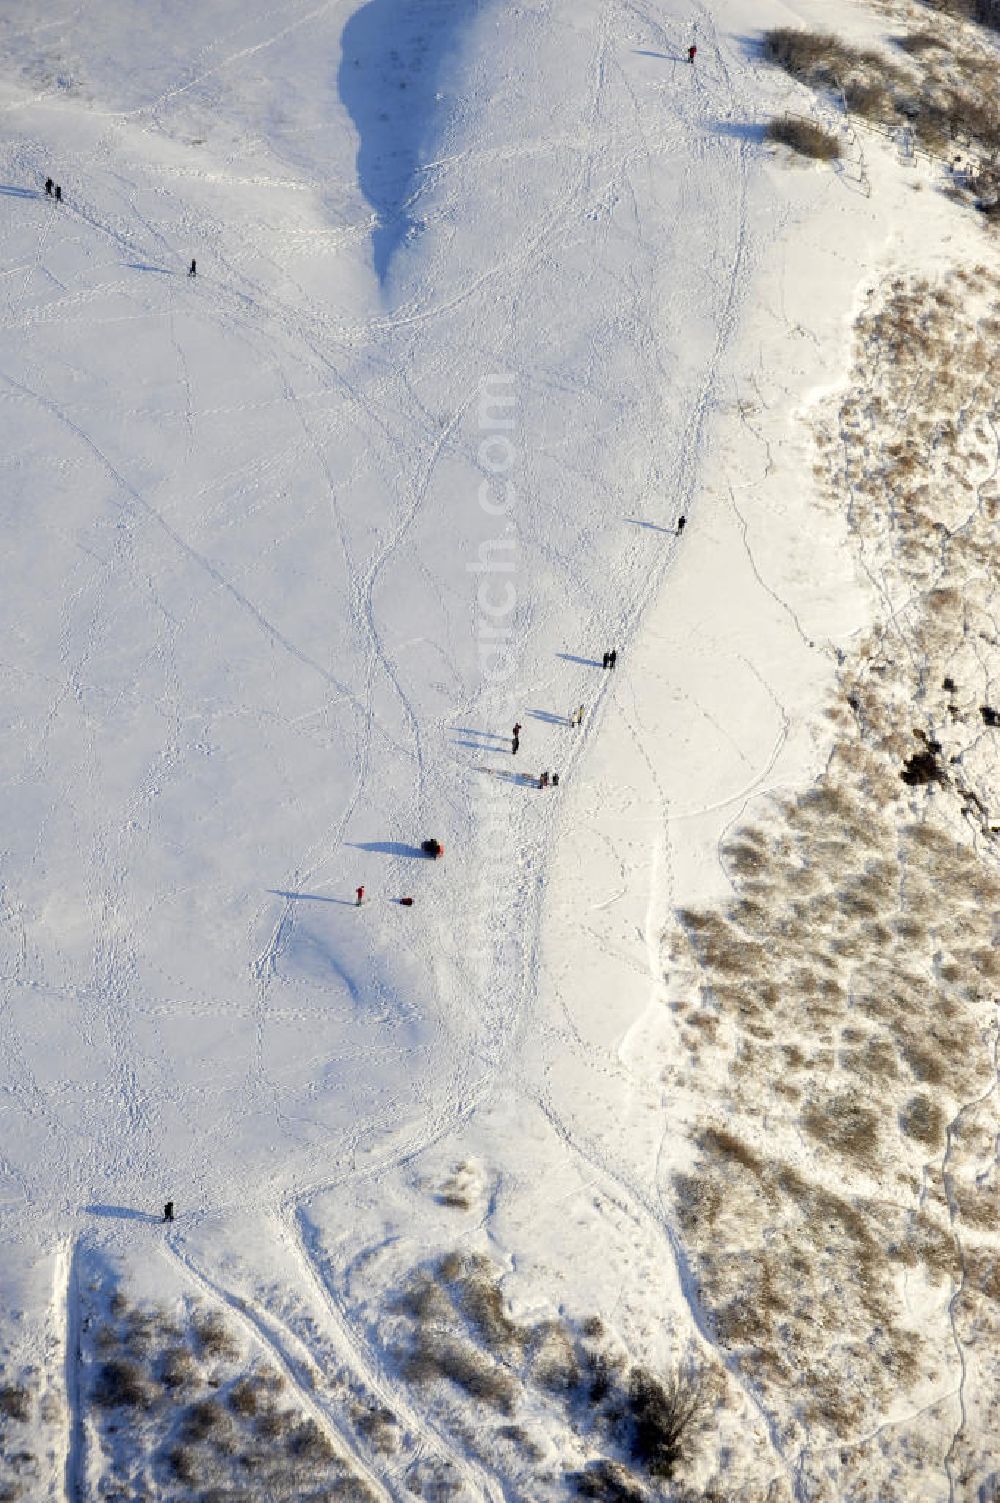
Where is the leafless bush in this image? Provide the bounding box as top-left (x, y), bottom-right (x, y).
top-left (572, 1459), bottom-right (646, 1502)
top-left (435, 1161), bottom-right (478, 1210)
top-left (93, 1359), bottom-right (153, 1411)
top-left (894, 31), bottom-right (945, 52)
top-left (529, 1321), bottom-right (580, 1393)
top-left (897, 1035), bottom-right (947, 1086)
top-left (902, 1094), bottom-right (946, 1147)
top-left (181, 1398), bottom-right (233, 1445)
top-left (768, 116), bottom-right (842, 159)
top-left (844, 79), bottom-right (890, 118)
top-left (495, 1422), bottom-right (544, 1461)
top-left (159, 1346), bottom-right (199, 1392)
top-left (192, 1308), bottom-right (240, 1362)
top-left (801, 1092), bottom-right (881, 1166)
top-left (403, 1330), bottom-right (518, 1413)
top-left (168, 1444), bottom-right (198, 1485)
top-left (353, 1402), bottom-right (399, 1453)
top-left (122, 1307), bottom-right (164, 1352)
top-left (762, 28), bottom-right (861, 85)
top-left (397, 1271), bottom-right (452, 1325)
top-left (254, 1402), bottom-right (297, 1440)
top-left (701, 1126), bottom-right (766, 1177)
top-left (229, 1375), bottom-right (269, 1417)
top-left (283, 1416), bottom-right (335, 1463)
top-left (0, 1386), bottom-right (30, 1422)
top-left (445, 1255), bottom-right (526, 1356)
top-left (918, 0), bottom-right (1000, 31)
top-left (621, 1366), bottom-right (714, 1480)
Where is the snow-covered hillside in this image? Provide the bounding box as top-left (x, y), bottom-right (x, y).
top-left (1, 0), bottom-right (999, 1497)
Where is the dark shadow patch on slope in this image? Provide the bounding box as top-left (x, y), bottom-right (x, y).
top-left (337, 0), bottom-right (488, 283)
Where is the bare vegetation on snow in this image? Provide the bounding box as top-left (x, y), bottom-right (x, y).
top-left (665, 261), bottom-right (1000, 1494)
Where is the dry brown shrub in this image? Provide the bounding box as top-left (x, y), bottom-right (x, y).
top-left (442, 1253), bottom-right (526, 1356)
top-left (901, 1093), bottom-right (945, 1148)
top-left (353, 1403), bottom-right (399, 1453)
top-left (93, 1359), bottom-right (153, 1412)
top-left (192, 1309), bottom-right (240, 1363)
top-left (702, 1126), bottom-right (771, 1180)
top-left (801, 1092), bottom-right (881, 1167)
top-left (0, 1386), bottom-right (30, 1422)
top-left (767, 117), bottom-right (842, 160)
top-left (398, 1272), bottom-right (451, 1325)
top-left (159, 1346), bottom-right (199, 1393)
top-left (529, 1321), bottom-right (579, 1393)
top-left (182, 1397), bottom-right (234, 1445)
top-left (964, 1248), bottom-right (1000, 1300)
top-left (403, 1331), bottom-right (518, 1413)
top-left (803, 1371), bottom-right (865, 1430)
top-left (673, 1173), bottom-right (723, 1236)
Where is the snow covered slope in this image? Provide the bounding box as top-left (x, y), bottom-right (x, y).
top-left (2, 0), bottom-right (998, 1497)
top-left (0, 0), bottom-right (778, 1232)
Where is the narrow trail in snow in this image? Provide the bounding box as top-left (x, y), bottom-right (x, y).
top-left (284, 1208), bottom-right (505, 1503)
top-left (166, 1235), bottom-right (397, 1503)
top-left (60, 1238), bottom-right (85, 1503)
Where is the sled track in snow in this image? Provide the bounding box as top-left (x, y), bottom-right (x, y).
top-left (284, 1208), bottom-right (506, 1503)
top-left (166, 1236), bottom-right (396, 1503)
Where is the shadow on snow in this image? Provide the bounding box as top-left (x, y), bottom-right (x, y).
top-left (337, 0), bottom-right (485, 283)
top-left (84, 1204), bottom-right (159, 1223)
top-left (347, 840), bottom-right (428, 858)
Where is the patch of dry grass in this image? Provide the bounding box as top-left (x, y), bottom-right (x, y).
top-left (82, 1288), bottom-right (371, 1502)
top-left (664, 263), bottom-right (1000, 1465)
top-left (767, 116), bottom-right (842, 159)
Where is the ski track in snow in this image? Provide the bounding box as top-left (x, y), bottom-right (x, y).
top-left (284, 1207), bottom-right (505, 1503)
top-left (166, 1232), bottom-right (397, 1503)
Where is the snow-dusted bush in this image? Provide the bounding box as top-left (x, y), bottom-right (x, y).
top-left (93, 1357), bottom-right (154, 1411)
top-left (82, 1288), bottom-right (373, 1502)
top-left (920, 0), bottom-right (1000, 31)
top-left (0, 1385), bottom-right (30, 1422)
top-left (403, 1328), bottom-right (518, 1412)
top-left (764, 20), bottom-right (1000, 169)
top-left (767, 116), bottom-right (842, 159)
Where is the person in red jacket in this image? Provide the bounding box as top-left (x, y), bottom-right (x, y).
top-left (356, 885), bottom-right (364, 906)
top-left (688, 44), bottom-right (697, 62)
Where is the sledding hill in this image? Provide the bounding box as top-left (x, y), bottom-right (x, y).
top-left (2, 0), bottom-right (1000, 1497)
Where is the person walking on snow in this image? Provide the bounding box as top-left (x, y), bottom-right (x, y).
top-left (570, 705), bottom-right (584, 728)
top-left (677, 515), bottom-right (686, 533)
top-left (512, 733), bottom-right (519, 755)
top-left (512, 721), bottom-right (522, 739)
top-left (609, 649), bottom-right (618, 669)
top-left (356, 885), bottom-right (365, 906)
top-left (538, 771), bottom-right (550, 789)
top-left (188, 258), bottom-right (197, 277)
top-left (54, 185), bottom-right (62, 202)
top-left (44, 178), bottom-right (53, 196)
top-left (687, 44), bottom-right (697, 62)
top-left (163, 1201), bottom-right (174, 1223)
